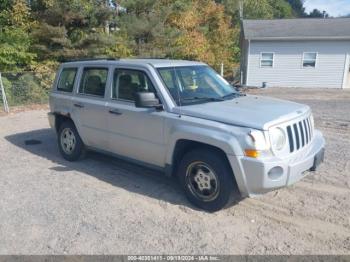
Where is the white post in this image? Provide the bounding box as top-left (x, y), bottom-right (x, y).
top-left (0, 73), bottom-right (9, 113)
top-left (239, 0), bottom-right (244, 20)
top-left (220, 63), bottom-right (224, 77)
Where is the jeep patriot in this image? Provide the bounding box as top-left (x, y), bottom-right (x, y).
top-left (48, 59), bottom-right (325, 211)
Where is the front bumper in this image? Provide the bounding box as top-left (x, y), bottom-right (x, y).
top-left (230, 130), bottom-right (325, 197)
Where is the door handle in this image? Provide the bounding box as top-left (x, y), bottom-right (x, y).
top-left (74, 103), bottom-right (84, 108)
top-left (109, 109), bottom-right (122, 115)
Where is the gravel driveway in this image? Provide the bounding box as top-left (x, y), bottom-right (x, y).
top-left (0, 88), bottom-right (349, 254)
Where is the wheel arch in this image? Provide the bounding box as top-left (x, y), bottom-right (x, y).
top-left (53, 112), bottom-right (74, 133)
top-left (166, 126), bottom-right (242, 163)
top-left (166, 128), bottom-right (241, 175)
top-left (170, 139), bottom-right (229, 172)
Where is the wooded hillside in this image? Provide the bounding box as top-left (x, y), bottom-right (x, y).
top-left (0, 0), bottom-right (329, 73)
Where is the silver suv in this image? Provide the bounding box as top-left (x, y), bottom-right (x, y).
top-left (48, 59), bottom-right (325, 211)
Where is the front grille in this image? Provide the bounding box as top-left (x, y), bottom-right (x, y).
top-left (286, 116), bottom-right (313, 153)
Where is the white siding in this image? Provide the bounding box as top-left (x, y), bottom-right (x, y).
top-left (247, 40), bottom-right (350, 88)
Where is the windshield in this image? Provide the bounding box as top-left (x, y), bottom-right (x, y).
top-left (157, 66), bottom-right (239, 105)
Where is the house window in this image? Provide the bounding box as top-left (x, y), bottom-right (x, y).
top-left (303, 52), bottom-right (317, 68)
top-left (260, 53), bottom-right (274, 68)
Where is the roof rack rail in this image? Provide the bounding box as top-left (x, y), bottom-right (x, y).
top-left (135, 57), bottom-right (170, 60)
top-left (65, 58), bottom-right (120, 62)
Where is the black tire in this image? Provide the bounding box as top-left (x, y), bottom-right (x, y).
top-left (177, 148), bottom-right (235, 212)
top-left (58, 120), bottom-right (86, 161)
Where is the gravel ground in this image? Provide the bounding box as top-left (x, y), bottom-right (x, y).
top-left (0, 88), bottom-right (349, 255)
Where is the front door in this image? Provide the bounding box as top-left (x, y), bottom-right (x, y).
top-left (72, 67), bottom-right (110, 149)
top-left (106, 68), bottom-right (166, 167)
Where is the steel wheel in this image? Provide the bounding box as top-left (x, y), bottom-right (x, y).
top-left (60, 127), bottom-right (76, 155)
top-left (186, 161), bottom-right (220, 202)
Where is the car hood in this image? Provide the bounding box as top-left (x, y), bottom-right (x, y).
top-left (173, 95), bottom-right (310, 130)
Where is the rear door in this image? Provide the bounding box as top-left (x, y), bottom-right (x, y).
top-left (72, 66), bottom-right (111, 149)
top-left (50, 66), bottom-right (79, 116)
top-left (106, 67), bottom-right (166, 167)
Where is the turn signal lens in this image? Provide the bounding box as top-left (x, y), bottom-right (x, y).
top-left (244, 149), bottom-right (260, 158)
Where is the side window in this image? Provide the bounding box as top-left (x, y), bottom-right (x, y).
top-left (57, 68), bottom-right (77, 92)
top-left (79, 68), bottom-right (108, 97)
top-left (113, 69), bottom-right (155, 101)
top-left (303, 52), bottom-right (317, 68)
top-left (260, 53), bottom-right (274, 68)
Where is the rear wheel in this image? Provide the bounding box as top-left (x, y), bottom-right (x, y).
top-left (177, 148), bottom-right (235, 212)
top-left (58, 121), bottom-right (85, 161)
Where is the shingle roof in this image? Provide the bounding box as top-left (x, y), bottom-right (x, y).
top-left (242, 18), bottom-right (350, 40)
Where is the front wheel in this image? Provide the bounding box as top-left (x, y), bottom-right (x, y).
top-left (58, 120), bottom-right (85, 161)
top-left (177, 148), bottom-right (235, 212)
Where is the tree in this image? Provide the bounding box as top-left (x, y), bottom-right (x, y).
top-left (30, 0), bottom-right (132, 61)
top-left (308, 9), bottom-right (329, 18)
top-left (167, 0), bottom-right (235, 70)
top-left (216, 0), bottom-right (294, 24)
top-left (118, 0), bottom-right (178, 57)
top-left (118, 0), bottom-right (236, 70)
top-left (269, 0), bottom-right (294, 18)
top-left (286, 0), bottom-right (305, 17)
top-left (286, 0), bottom-right (329, 18)
top-left (0, 0), bottom-right (13, 11)
top-left (0, 0), bottom-right (36, 71)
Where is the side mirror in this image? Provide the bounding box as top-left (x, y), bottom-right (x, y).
top-left (135, 92), bottom-right (162, 109)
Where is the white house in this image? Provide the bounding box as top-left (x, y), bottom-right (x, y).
top-left (240, 18), bottom-right (350, 89)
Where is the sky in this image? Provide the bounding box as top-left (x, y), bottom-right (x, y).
top-left (304, 0), bottom-right (350, 17)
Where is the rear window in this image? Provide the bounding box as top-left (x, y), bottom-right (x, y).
top-left (57, 68), bottom-right (77, 92)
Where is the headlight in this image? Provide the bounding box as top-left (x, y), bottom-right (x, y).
top-left (246, 130), bottom-right (269, 150)
top-left (270, 127), bottom-right (286, 151)
top-left (243, 130), bottom-right (271, 158)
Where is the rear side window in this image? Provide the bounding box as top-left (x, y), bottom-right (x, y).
top-left (79, 68), bottom-right (108, 97)
top-left (57, 68), bottom-right (77, 92)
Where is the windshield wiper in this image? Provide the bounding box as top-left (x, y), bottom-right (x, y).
top-left (182, 97), bottom-right (224, 102)
top-left (222, 92), bottom-right (245, 100)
